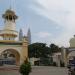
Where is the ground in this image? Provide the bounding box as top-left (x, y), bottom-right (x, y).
top-left (0, 66), bottom-right (68, 75)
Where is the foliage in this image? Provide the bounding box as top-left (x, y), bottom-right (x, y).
top-left (50, 44), bottom-right (61, 53)
top-left (28, 43), bottom-right (51, 65)
top-left (40, 57), bottom-right (51, 66)
top-left (28, 42), bottom-right (61, 66)
top-left (28, 43), bottom-right (61, 58)
top-left (19, 58), bottom-right (31, 75)
top-left (28, 43), bottom-right (51, 58)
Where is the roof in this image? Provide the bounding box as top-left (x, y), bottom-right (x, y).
top-left (5, 9), bottom-right (15, 15)
top-left (2, 9), bottom-right (18, 19)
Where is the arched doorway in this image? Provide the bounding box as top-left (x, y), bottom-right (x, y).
top-left (68, 51), bottom-right (75, 59)
top-left (67, 51), bottom-right (75, 65)
top-left (0, 49), bottom-right (20, 65)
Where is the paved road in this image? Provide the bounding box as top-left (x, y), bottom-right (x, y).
top-left (0, 66), bottom-right (68, 75)
top-left (30, 66), bottom-right (68, 75)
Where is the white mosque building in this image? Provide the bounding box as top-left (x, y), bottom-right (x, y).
top-left (52, 35), bottom-right (75, 67)
top-left (0, 7), bottom-right (75, 67)
top-left (0, 8), bottom-right (30, 65)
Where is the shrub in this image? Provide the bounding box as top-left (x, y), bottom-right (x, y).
top-left (19, 58), bottom-right (31, 75)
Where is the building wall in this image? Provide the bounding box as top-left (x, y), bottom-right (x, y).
top-left (29, 57), bottom-right (40, 65)
top-left (0, 44), bottom-right (28, 65)
top-left (4, 20), bottom-right (16, 30)
top-left (52, 52), bottom-right (61, 66)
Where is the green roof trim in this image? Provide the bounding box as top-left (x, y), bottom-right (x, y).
top-left (0, 42), bottom-right (22, 45)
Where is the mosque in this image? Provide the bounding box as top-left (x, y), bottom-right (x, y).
top-left (0, 7), bottom-right (75, 67)
top-left (64, 35), bottom-right (75, 66)
top-left (52, 35), bottom-right (75, 67)
top-left (58, 35), bottom-right (75, 66)
top-left (0, 9), bottom-right (31, 66)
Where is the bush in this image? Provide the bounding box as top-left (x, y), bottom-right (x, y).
top-left (19, 58), bottom-right (31, 75)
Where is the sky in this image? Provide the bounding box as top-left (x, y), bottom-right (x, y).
top-left (0, 0), bottom-right (75, 47)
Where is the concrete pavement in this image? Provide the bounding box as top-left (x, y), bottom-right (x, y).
top-left (0, 66), bottom-right (68, 75)
top-left (30, 66), bottom-right (68, 75)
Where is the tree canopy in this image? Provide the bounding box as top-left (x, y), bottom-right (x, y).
top-left (50, 43), bottom-right (61, 53)
top-left (28, 43), bottom-right (61, 58)
top-left (28, 43), bottom-right (50, 58)
top-left (28, 42), bottom-right (61, 65)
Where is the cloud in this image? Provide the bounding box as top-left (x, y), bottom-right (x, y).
top-left (1, 0), bottom-right (75, 47)
top-left (37, 32), bottom-right (52, 38)
top-left (34, 0), bottom-right (69, 26)
top-left (31, 0), bottom-right (75, 47)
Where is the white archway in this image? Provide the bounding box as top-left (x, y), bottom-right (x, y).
top-left (0, 49), bottom-right (20, 65)
top-left (67, 51), bottom-right (75, 62)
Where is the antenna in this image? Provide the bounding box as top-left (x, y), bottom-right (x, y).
top-left (9, 0), bottom-right (12, 10)
top-left (9, 0), bottom-right (16, 10)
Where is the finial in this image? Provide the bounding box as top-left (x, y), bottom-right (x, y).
top-left (9, 5), bottom-right (12, 10)
top-left (9, 0), bottom-right (12, 10)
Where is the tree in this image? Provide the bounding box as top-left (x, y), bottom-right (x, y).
top-left (50, 44), bottom-right (61, 53)
top-left (28, 43), bottom-right (51, 65)
top-left (19, 58), bottom-right (31, 75)
top-left (28, 43), bottom-right (51, 58)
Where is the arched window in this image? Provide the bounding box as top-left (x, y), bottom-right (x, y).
top-left (9, 15), bottom-right (12, 20)
top-left (6, 16), bottom-right (8, 20)
top-left (13, 16), bottom-right (15, 22)
top-left (9, 38), bottom-right (10, 40)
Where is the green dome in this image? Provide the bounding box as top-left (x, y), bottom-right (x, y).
top-left (5, 9), bottom-right (15, 15)
top-left (2, 9), bottom-right (18, 19)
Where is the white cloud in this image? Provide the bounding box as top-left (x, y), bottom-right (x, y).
top-left (37, 32), bottom-right (52, 38)
top-left (35, 0), bottom-right (65, 25)
top-left (31, 0), bottom-right (75, 47)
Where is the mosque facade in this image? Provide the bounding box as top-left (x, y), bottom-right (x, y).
top-left (51, 35), bottom-right (75, 67)
top-left (1, 8), bottom-right (74, 67)
top-left (0, 9), bottom-right (28, 65)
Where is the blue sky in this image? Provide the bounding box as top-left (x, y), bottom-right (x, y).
top-left (0, 0), bottom-right (75, 47)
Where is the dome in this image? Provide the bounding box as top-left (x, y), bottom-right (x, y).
top-left (2, 9), bottom-right (18, 19)
top-left (23, 36), bottom-right (28, 42)
top-left (5, 9), bottom-right (15, 15)
top-left (70, 35), bottom-right (75, 42)
top-left (70, 35), bottom-right (75, 47)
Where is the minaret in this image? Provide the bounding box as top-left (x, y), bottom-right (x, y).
top-left (0, 9), bottom-right (18, 40)
top-left (27, 28), bottom-right (31, 45)
top-left (19, 29), bottom-right (23, 41)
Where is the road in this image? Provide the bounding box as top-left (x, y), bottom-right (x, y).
top-left (0, 66), bottom-right (68, 75)
top-left (30, 66), bottom-right (68, 75)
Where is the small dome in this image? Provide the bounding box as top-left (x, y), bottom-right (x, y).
top-left (23, 36), bottom-right (27, 38)
top-left (5, 9), bottom-right (15, 15)
top-left (70, 35), bottom-right (75, 43)
top-left (70, 35), bottom-right (75, 47)
top-left (23, 36), bottom-right (28, 41)
top-left (2, 9), bottom-right (18, 19)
